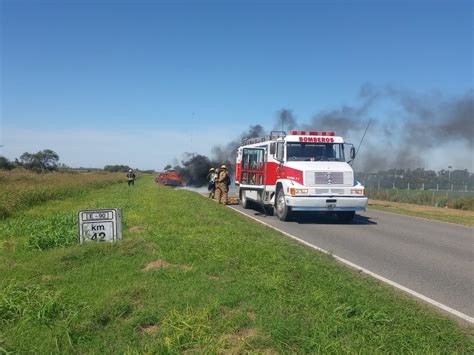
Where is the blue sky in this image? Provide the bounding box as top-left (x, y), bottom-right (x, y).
top-left (1, 0), bottom-right (472, 170)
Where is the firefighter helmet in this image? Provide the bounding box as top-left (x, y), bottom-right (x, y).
top-left (209, 167), bottom-right (215, 171)
top-left (221, 164), bottom-right (227, 169)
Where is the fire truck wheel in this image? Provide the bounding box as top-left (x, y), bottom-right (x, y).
top-left (275, 189), bottom-right (291, 221)
top-left (240, 190), bottom-right (252, 209)
top-left (336, 211), bottom-right (355, 222)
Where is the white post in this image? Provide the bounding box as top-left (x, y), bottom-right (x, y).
top-left (408, 182), bottom-right (410, 190)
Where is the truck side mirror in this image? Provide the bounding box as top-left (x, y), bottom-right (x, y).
top-left (350, 147), bottom-right (356, 160)
top-left (270, 142), bottom-right (276, 155)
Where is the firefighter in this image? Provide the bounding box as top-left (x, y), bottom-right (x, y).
top-left (216, 164), bottom-right (230, 204)
top-left (127, 169), bottom-right (136, 187)
top-left (207, 167), bottom-right (217, 199)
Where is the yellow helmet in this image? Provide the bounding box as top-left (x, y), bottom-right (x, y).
top-left (221, 164), bottom-right (227, 169)
top-left (209, 167), bottom-right (215, 171)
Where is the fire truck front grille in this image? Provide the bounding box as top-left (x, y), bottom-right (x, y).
top-left (305, 171), bottom-right (353, 186)
top-left (311, 188), bottom-right (345, 195)
top-left (314, 188), bottom-right (330, 194)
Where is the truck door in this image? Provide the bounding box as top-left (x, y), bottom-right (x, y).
top-left (240, 147), bottom-right (266, 189)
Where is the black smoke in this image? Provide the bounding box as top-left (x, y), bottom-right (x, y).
top-left (273, 109), bottom-right (297, 132)
top-left (174, 125), bottom-right (265, 186)
top-left (174, 153), bottom-right (221, 187)
top-left (211, 124), bottom-right (265, 163)
top-left (172, 86), bottom-right (473, 184)
top-left (304, 85), bottom-right (473, 171)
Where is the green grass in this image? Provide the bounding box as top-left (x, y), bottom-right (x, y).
top-left (0, 176), bottom-right (472, 353)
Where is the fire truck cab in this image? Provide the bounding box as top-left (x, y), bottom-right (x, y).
top-left (235, 130), bottom-right (368, 221)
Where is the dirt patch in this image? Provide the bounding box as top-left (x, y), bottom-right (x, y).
top-left (143, 259), bottom-right (172, 270)
top-left (131, 292), bottom-right (143, 309)
top-left (222, 327), bottom-right (259, 345)
top-left (139, 324), bottom-right (160, 335)
top-left (208, 275), bottom-right (220, 281)
top-left (247, 311), bottom-right (256, 321)
top-left (2, 239), bottom-right (17, 250)
top-left (41, 275), bottom-right (60, 282)
top-left (256, 348), bottom-right (278, 354)
top-left (237, 327), bottom-right (258, 338)
top-left (142, 259), bottom-right (192, 271)
top-left (129, 226), bottom-right (146, 233)
top-left (221, 306), bottom-right (241, 317)
top-left (180, 264), bottom-right (193, 271)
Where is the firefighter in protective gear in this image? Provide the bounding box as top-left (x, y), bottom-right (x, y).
top-left (127, 169), bottom-right (136, 187)
top-left (207, 167), bottom-right (218, 199)
top-left (216, 164), bottom-right (230, 204)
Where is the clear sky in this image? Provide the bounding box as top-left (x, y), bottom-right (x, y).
top-left (1, 0), bottom-right (472, 170)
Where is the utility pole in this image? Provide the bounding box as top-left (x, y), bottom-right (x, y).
top-left (448, 165), bottom-right (452, 189)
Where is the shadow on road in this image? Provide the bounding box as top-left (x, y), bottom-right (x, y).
top-left (250, 209), bottom-right (377, 225)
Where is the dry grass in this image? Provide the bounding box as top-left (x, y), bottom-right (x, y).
top-left (369, 199), bottom-right (474, 226)
top-left (0, 169), bottom-right (124, 218)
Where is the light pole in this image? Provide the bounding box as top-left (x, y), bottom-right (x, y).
top-left (448, 165), bottom-right (452, 190)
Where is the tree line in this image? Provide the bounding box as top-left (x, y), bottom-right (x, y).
top-left (0, 149), bottom-right (61, 172)
top-left (0, 150), bottom-right (151, 173)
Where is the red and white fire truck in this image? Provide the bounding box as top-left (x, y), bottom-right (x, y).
top-left (235, 130), bottom-right (368, 221)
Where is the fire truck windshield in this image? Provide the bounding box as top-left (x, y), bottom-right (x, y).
top-left (286, 142), bottom-right (345, 162)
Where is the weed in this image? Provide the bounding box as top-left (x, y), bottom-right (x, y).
top-left (0, 283), bottom-right (69, 324)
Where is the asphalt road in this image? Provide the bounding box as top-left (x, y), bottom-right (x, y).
top-left (229, 204), bottom-right (474, 319)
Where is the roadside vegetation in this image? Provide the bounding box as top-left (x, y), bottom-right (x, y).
top-left (1, 175), bottom-right (472, 353)
top-left (368, 199), bottom-right (474, 227)
top-left (0, 170), bottom-right (125, 219)
top-left (366, 188), bottom-right (474, 211)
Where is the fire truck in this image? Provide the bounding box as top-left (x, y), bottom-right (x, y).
top-left (235, 130), bottom-right (368, 221)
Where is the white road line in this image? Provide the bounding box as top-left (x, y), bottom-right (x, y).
top-left (228, 205), bottom-right (474, 325)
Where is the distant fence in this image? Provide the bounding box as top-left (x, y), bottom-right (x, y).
top-left (364, 186), bottom-right (474, 211)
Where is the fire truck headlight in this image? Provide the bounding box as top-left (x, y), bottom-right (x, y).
top-left (289, 188), bottom-right (308, 196)
top-left (295, 188), bottom-right (309, 195)
top-left (351, 189), bottom-right (364, 195)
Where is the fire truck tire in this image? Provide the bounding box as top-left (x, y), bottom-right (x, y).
top-left (336, 211), bottom-right (355, 222)
top-left (239, 190), bottom-right (253, 209)
top-left (275, 189), bottom-right (291, 221)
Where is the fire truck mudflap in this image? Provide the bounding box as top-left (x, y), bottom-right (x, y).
top-left (236, 130), bottom-right (368, 221)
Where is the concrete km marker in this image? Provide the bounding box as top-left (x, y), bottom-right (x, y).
top-left (78, 208), bottom-right (122, 243)
top-left (228, 205), bottom-right (474, 325)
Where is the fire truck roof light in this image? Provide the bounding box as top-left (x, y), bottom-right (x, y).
top-left (289, 130), bottom-right (336, 136)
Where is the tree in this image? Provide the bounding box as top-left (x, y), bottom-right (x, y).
top-left (104, 165), bottom-right (131, 172)
top-left (0, 156), bottom-right (15, 170)
top-left (20, 149), bottom-right (59, 172)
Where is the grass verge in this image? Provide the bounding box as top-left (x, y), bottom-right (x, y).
top-left (0, 176), bottom-right (472, 352)
top-left (0, 170), bottom-right (126, 218)
top-left (369, 199), bottom-right (474, 227)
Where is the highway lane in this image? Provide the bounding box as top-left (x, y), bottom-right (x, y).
top-left (229, 204), bottom-right (474, 319)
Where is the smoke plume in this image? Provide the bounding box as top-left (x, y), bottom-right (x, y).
top-left (274, 109), bottom-right (297, 132)
top-left (172, 86), bottom-right (473, 185)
